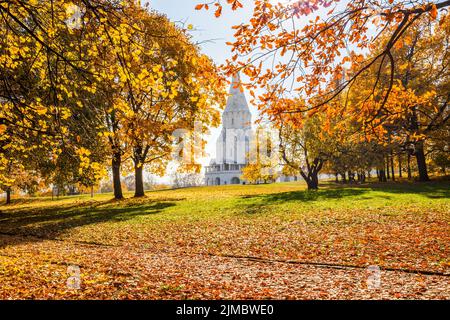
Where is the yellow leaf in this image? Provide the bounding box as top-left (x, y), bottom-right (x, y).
top-left (36, 106), bottom-right (47, 115)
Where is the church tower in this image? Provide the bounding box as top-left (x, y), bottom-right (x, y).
top-left (205, 73), bottom-right (253, 185)
top-left (222, 73), bottom-right (252, 130)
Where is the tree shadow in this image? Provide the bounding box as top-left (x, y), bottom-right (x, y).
top-left (238, 181), bottom-right (449, 215)
top-left (0, 198), bottom-right (177, 247)
top-left (1, 195), bottom-right (103, 207)
top-left (242, 187), bottom-right (368, 203)
top-left (319, 180), bottom-right (450, 199)
top-left (238, 187), bottom-right (369, 215)
top-left (365, 181), bottom-right (450, 199)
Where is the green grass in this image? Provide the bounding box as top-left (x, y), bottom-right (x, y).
top-left (1, 180), bottom-right (449, 231)
top-left (0, 180), bottom-right (449, 269)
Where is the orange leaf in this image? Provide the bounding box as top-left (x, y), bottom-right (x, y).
top-left (215, 6), bottom-right (222, 18)
top-left (430, 4), bottom-right (438, 20)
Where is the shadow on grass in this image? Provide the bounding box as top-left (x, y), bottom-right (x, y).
top-left (0, 198), bottom-right (177, 247)
top-left (2, 195), bottom-right (102, 207)
top-left (238, 181), bottom-right (449, 214)
top-left (365, 181), bottom-right (450, 199)
top-left (238, 187), bottom-right (369, 215)
top-left (241, 187), bottom-right (368, 203)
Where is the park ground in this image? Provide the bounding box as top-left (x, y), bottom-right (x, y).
top-left (0, 181), bottom-right (449, 299)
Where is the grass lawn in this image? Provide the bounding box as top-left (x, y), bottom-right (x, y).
top-left (0, 181), bottom-right (449, 299)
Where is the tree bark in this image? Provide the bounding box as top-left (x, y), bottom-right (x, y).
top-left (378, 169), bottom-right (387, 182)
top-left (112, 151), bottom-right (123, 199)
top-left (359, 171), bottom-right (366, 183)
top-left (398, 153), bottom-right (403, 178)
top-left (386, 156), bottom-right (390, 180)
top-left (409, 101), bottom-right (429, 181)
top-left (134, 165), bottom-right (145, 197)
top-left (304, 172), bottom-right (319, 190)
top-left (414, 142), bottom-right (429, 181)
top-left (348, 171), bottom-right (354, 183)
top-left (133, 144), bottom-right (146, 198)
top-left (407, 153), bottom-right (412, 179)
top-left (390, 151), bottom-right (395, 181)
top-left (5, 188), bottom-right (11, 204)
top-left (299, 158), bottom-right (323, 190)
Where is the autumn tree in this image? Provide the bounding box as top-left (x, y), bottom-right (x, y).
top-left (278, 111), bottom-right (335, 190)
top-left (198, 0), bottom-right (450, 182)
top-left (92, 8), bottom-right (225, 198)
top-left (427, 128), bottom-right (450, 174)
top-left (341, 12), bottom-right (450, 181)
top-left (0, 0), bottom-right (134, 193)
top-left (1, 1), bottom-right (225, 200)
top-left (125, 12), bottom-right (224, 197)
top-left (242, 126), bottom-right (279, 184)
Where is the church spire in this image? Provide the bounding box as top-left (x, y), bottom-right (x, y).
top-left (229, 72), bottom-right (242, 95)
top-left (224, 72), bottom-right (250, 113)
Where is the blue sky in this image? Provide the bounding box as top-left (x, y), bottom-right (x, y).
top-left (149, 0), bottom-right (254, 65)
top-left (148, 0), bottom-right (258, 166)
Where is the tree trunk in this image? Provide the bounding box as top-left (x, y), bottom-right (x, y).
top-left (414, 142), bottom-right (429, 181)
top-left (407, 153), bottom-right (412, 179)
top-left (112, 151), bottom-right (123, 199)
top-left (335, 173), bottom-right (339, 183)
top-left (386, 156), bottom-right (390, 180)
top-left (359, 172), bottom-right (366, 183)
top-left (300, 159), bottom-right (322, 190)
top-left (134, 165), bottom-right (145, 197)
top-left (306, 173), bottom-right (319, 190)
top-left (398, 154), bottom-right (403, 178)
top-left (390, 151), bottom-right (395, 181)
top-left (378, 169), bottom-right (387, 182)
top-left (341, 172), bottom-right (347, 183)
top-left (409, 102), bottom-right (429, 181)
top-left (5, 188), bottom-right (11, 204)
top-left (348, 171), bottom-right (354, 183)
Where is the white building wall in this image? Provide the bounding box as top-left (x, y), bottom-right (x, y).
top-left (205, 73), bottom-right (254, 185)
top-left (205, 171), bottom-right (243, 186)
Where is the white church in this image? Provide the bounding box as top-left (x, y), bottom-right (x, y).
top-left (205, 74), bottom-right (253, 186)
